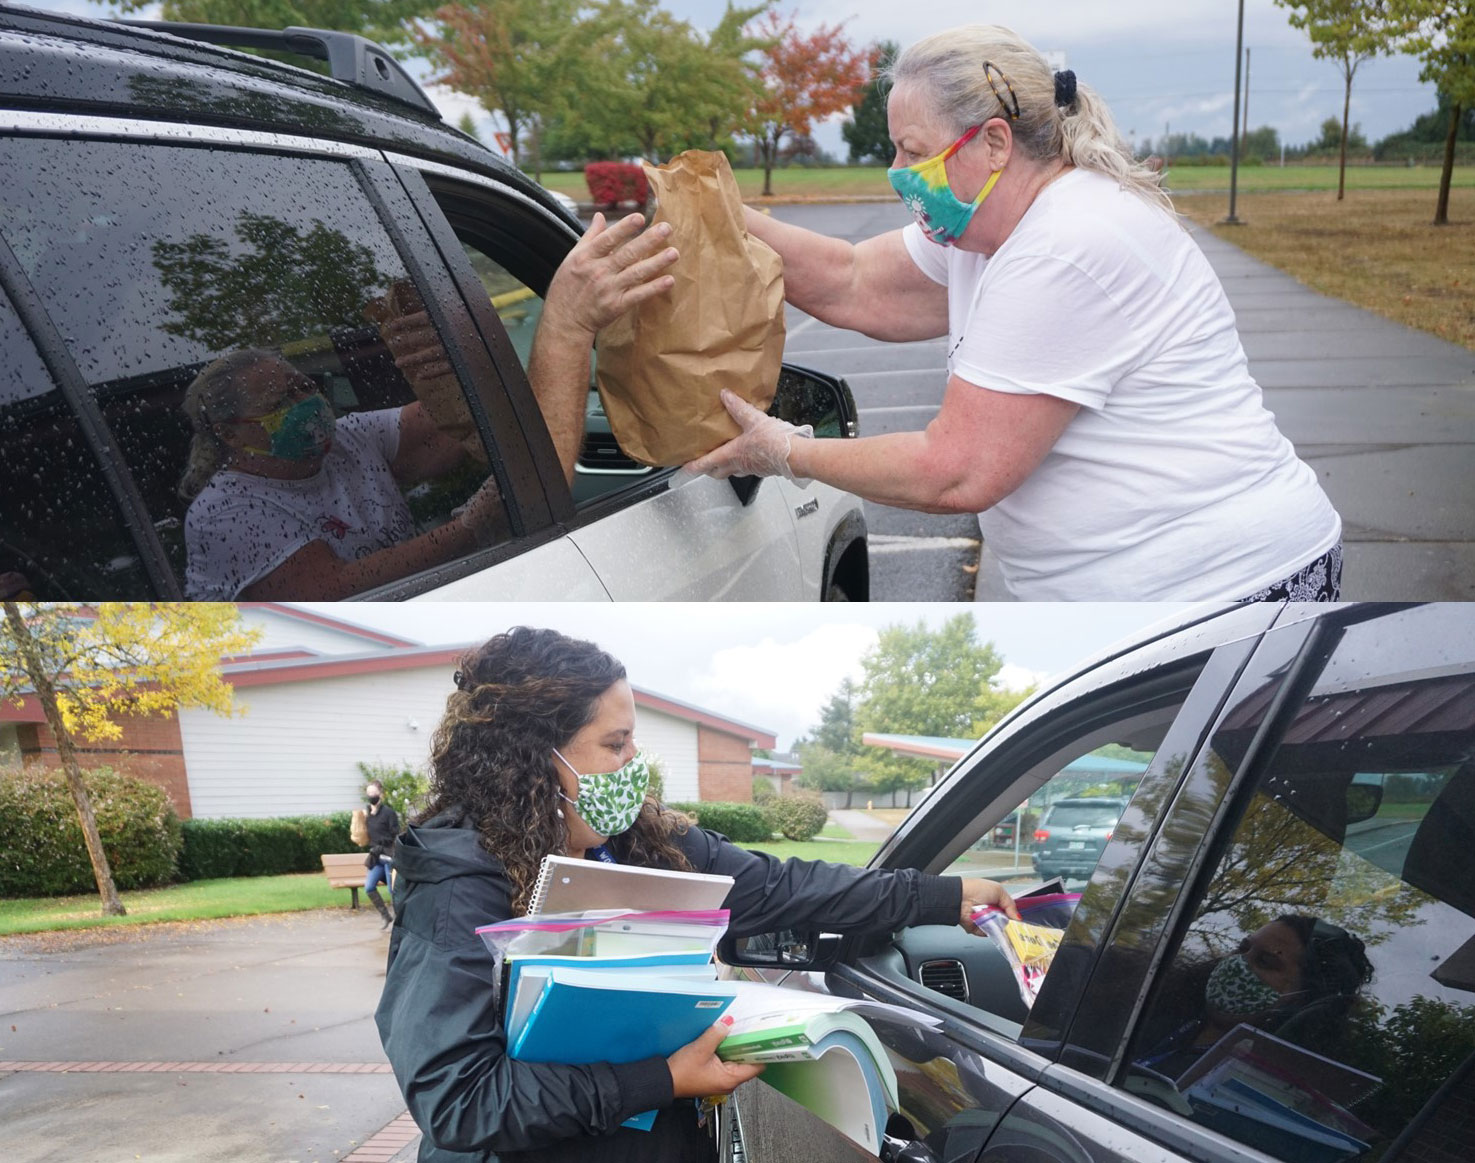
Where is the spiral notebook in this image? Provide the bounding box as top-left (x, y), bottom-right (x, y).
top-left (527, 855), bottom-right (734, 916)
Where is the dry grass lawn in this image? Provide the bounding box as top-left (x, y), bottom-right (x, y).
top-left (1174, 187), bottom-right (1475, 352)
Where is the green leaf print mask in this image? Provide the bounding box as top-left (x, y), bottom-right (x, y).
top-left (552, 748), bottom-right (651, 838)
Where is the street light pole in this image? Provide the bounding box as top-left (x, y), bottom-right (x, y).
top-left (1225, 0), bottom-right (1246, 225)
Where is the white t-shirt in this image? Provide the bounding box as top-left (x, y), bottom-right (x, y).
top-left (184, 408), bottom-right (416, 600)
top-left (903, 168), bottom-right (1341, 601)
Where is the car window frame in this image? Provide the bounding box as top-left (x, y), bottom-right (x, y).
top-left (0, 213), bottom-right (180, 596)
top-left (389, 160), bottom-right (687, 531)
top-left (0, 123), bottom-right (571, 600)
top-left (824, 605), bottom-right (1285, 1076)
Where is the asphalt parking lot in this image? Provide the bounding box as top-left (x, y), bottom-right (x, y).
top-left (770, 202), bottom-right (1475, 601)
top-left (0, 909), bottom-right (417, 1163)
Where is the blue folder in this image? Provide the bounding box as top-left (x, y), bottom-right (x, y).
top-left (510, 966), bottom-right (738, 1065)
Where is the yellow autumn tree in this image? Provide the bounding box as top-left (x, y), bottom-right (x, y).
top-left (0, 603), bottom-right (262, 916)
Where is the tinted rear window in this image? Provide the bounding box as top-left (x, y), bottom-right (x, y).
top-left (1046, 802), bottom-right (1123, 828)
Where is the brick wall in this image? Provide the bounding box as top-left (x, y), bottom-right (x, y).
top-left (17, 714), bottom-right (193, 819)
top-left (696, 726), bottom-right (754, 802)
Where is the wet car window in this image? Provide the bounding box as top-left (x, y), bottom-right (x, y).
top-left (429, 181), bottom-right (656, 509)
top-left (0, 289), bottom-right (149, 598)
top-left (0, 138), bottom-right (509, 600)
top-left (1124, 605), bottom-right (1475, 1163)
top-left (935, 699), bottom-right (1186, 1024)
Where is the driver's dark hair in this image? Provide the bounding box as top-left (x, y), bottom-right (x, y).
top-left (421, 626), bottom-right (691, 912)
top-left (1277, 914), bottom-right (1375, 999)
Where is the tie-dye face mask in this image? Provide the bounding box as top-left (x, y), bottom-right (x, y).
top-left (887, 124), bottom-right (1003, 246)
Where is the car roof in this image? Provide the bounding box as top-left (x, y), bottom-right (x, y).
top-left (0, 5), bottom-right (564, 219)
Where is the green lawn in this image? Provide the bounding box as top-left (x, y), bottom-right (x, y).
top-left (0, 873), bottom-right (346, 936)
top-left (733, 838), bottom-right (881, 865)
top-left (534, 162), bottom-right (1472, 202)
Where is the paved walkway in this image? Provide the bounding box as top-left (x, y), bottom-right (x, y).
top-left (0, 909), bottom-right (421, 1162)
top-left (976, 222), bottom-right (1475, 600)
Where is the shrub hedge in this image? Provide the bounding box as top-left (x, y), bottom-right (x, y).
top-left (667, 801), bottom-right (772, 843)
top-left (585, 160), bottom-right (648, 207)
top-left (178, 812), bottom-right (359, 881)
top-left (0, 766), bottom-right (182, 897)
top-left (762, 792), bottom-right (829, 842)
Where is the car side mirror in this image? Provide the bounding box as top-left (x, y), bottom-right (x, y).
top-left (717, 928), bottom-right (837, 969)
top-left (1346, 777), bottom-right (1385, 825)
top-left (729, 363), bottom-right (860, 505)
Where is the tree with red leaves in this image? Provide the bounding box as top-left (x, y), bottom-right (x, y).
top-left (744, 8), bottom-right (869, 196)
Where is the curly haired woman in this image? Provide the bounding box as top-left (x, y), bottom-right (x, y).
top-left (375, 626), bottom-right (1017, 1163)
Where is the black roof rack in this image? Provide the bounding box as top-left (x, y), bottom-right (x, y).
top-left (115, 20), bottom-right (440, 118)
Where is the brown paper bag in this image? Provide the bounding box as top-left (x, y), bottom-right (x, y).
top-left (594, 150), bottom-right (785, 466)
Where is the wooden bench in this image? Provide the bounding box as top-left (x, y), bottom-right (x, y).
top-left (321, 852), bottom-right (368, 909)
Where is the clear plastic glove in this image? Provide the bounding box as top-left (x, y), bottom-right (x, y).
top-left (683, 390), bottom-right (812, 481)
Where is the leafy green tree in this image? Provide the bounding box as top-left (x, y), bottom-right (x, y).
top-left (794, 741), bottom-right (865, 806)
top-left (972, 682), bottom-right (1034, 738)
top-left (567, 0), bottom-right (761, 163)
top-left (1314, 114), bottom-right (1367, 150)
top-left (1394, 0), bottom-right (1475, 223)
top-left (812, 676), bottom-right (861, 756)
top-left (854, 615), bottom-right (1003, 796)
top-left (117, 0), bottom-right (435, 46)
top-left (1243, 124), bottom-right (1283, 159)
top-left (841, 40), bottom-right (897, 164)
top-left (413, 0), bottom-right (583, 179)
top-left (1275, 0), bottom-right (1408, 199)
top-left (152, 212), bottom-right (387, 351)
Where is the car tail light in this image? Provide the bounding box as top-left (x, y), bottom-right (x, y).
top-left (1034, 829), bottom-right (1050, 842)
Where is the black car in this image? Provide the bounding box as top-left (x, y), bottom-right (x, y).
top-left (0, 7), bottom-right (868, 602)
top-left (1030, 796), bottom-right (1129, 883)
top-left (721, 602), bottom-right (1475, 1163)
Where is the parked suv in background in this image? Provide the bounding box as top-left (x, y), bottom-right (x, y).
top-left (721, 602), bottom-right (1475, 1163)
top-left (1030, 796), bottom-right (1128, 884)
top-left (0, 8), bottom-right (868, 601)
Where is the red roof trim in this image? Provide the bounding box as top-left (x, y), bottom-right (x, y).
top-left (634, 689), bottom-right (776, 748)
top-left (224, 646), bottom-right (465, 689)
top-left (861, 733), bottom-right (965, 761)
top-left (244, 603), bottom-right (420, 648)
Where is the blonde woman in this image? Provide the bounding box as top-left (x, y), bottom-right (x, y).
top-left (688, 24), bottom-right (1342, 602)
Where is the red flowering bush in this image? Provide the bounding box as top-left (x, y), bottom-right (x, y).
top-left (584, 161), bottom-right (648, 208)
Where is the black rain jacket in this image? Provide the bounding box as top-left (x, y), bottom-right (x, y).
top-left (375, 807), bottom-right (962, 1163)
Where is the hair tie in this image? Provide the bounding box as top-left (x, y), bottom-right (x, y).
top-left (453, 669), bottom-right (466, 690)
top-left (1054, 69), bottom-right (1077, 109)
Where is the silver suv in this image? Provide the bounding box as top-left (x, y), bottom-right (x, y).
top-left (0, 8), bottom-right (868, 601)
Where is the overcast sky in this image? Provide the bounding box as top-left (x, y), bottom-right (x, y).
top-left (292, 602), bottom-right (1192, 750)
top-left (48, 0), bottom-right (1440, 160)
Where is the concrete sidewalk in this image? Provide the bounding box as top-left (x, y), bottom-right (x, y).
top-left (976, 224), bottom-right (1475, 600)
top-left (0, 909), bottom-right (421, 1162)
top-left (1193, 225), bottom-right (1475, 600)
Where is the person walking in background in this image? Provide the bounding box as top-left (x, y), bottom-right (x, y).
top-left (363, 779), bottom-right (400, 930)
top-left (687, 23), bottom-right (1342, 602)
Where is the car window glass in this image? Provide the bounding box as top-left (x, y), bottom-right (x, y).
top-left (0, 290), bottom-right (150, 598)
top-left (0, 138), bottom-right (509, 600)
top-left (1122, 605), bottom-right (1475, 1163)
top-left (445, 218), bottom-right (656, 508)
top-left (929, 696), bottom-right (1192, 1027)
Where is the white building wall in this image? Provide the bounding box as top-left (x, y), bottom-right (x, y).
top-left (634, 708), bottom-right (700, 802)
top-left (180, 666), bottom-right (455, 818)
top-left (239, 607), bottom-right (399, 657)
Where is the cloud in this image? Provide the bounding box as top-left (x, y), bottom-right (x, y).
top-left (689, 623), bottom-right (879, 747)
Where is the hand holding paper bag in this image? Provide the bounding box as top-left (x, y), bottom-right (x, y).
top-left (594, 150), bottom-right (786, 467)
top-left (683, 390), bottom-right (811, 481)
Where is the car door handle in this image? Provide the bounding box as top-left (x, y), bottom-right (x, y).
top-left (881, 1134), bottom-right (940, 1163)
